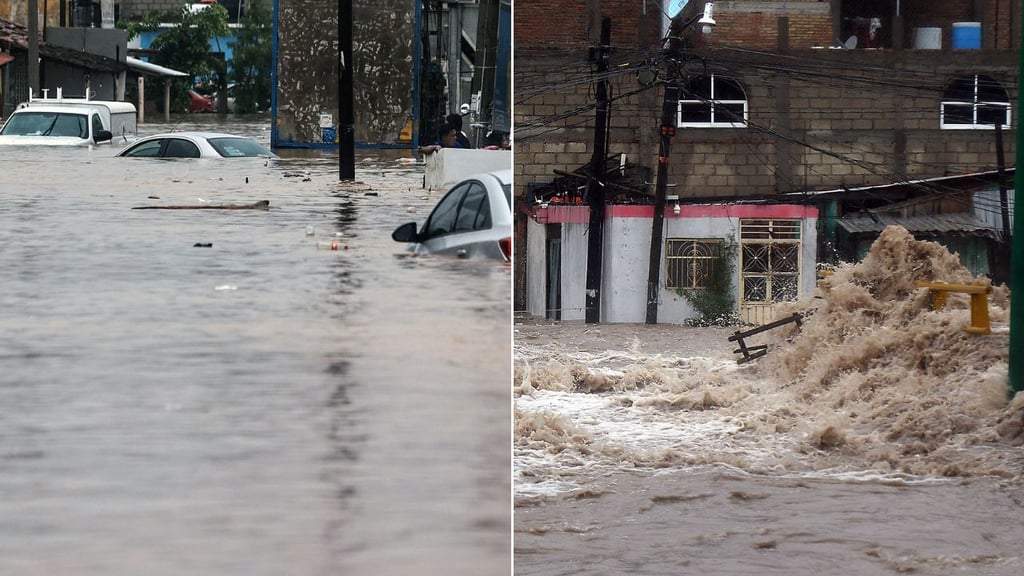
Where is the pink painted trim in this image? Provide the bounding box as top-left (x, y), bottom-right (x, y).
top-left (532, 203), bottom-right (819, 223)
top-left (608, 204), bottom-right (819, 219)
top-left (533, 205), bottom-right (590, 224)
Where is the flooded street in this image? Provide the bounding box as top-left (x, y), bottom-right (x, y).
top-left (0, 117), bottom-right (511, 575)
top-left (514, 228), bottom-right (1024, 575)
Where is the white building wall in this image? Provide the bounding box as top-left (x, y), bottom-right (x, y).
top-left (659, 215), bottom-right (745, 324)
top-left (525, 205), bottom-right (818, 324)
top-left (561, 223), bottom-right (589, 321)
top-left (602, 216), bottom-right (654, 323)
top-left (801, 218), bottom-right (819, 297)
top-left (526, 218), bottom-right (547, 318)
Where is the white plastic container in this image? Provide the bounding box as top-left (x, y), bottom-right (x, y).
top-left (913, 27), bottom-right (942, 49)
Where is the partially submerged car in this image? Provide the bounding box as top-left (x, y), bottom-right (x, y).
top-left (116, 132), bottom-right (278, 159)
top-left (189, 89), bottom-right (216, 113)
top-left (392, 169), bottom-right (512, 261)
top-left (0, 89), bottom-right (137, 146)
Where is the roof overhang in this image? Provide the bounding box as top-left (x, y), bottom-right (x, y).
top-left (783, 168), bottom-right (1016, 200)
top-left (836, 213), bottom-right (997, 238)
top-left (126, 56), bottom-right (188, 78)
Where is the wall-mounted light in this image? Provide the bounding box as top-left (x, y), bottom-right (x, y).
top-left (667, 194), bottom-right (680, 215)
top-left (698, 2), bottom-right (716, 37)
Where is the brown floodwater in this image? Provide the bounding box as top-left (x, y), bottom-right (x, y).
top-left (0, 116), bottom-right (511, 576)
top-left (514, 226), bottom-right (1024, 575)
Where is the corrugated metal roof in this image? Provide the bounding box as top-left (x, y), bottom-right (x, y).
top-left (836, 213), bottom-right (998, 237)
top-left (783, 168), bottom-right (1014, 199)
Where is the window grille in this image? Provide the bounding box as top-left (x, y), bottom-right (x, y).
top-left (739, 219), bottom-right (801, 304)
top-left (666, 239), bottom-right (721, 289)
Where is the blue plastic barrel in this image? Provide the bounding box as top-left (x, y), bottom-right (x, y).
top-left (951, 22), bottom-right (981, 49)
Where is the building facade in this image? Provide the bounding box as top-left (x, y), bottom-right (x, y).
top-left (515, 0), bottom-right (1021, 323)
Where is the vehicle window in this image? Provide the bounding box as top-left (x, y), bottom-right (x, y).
top-left (123, 139), bottom-right (165, 157)
top-left (91, 115), bottom-right (104, 138)
top-left (51, 114), bottom-right (88, 138)
top-left (454, 182), bottom-right (491, 232)
top-left (502, 183), bottom-right (511, 209)
top-left (424, 183), bottom-right (469, 238)
top-left (0, 112), bottom-right (57, 135)
top-left (164, 138), bottom-right (201, 158)
top-left (207, 137), bottom-right (273, 157)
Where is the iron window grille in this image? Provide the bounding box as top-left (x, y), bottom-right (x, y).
top-left (739, 219), bottom-right (801, 304)
top-left (666, 238), bottom-right (721, 289)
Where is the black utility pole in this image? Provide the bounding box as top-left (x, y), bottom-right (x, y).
top-left (28, 0), bottom-right (39, 95)
top-left (585, 17), bottom-right (612, 324)
top-left (338, 0), bottom-right (355, 180)
top-left (645, 82), bottom-right (679, 324)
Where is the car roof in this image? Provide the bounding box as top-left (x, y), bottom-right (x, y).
top-left (140, 131), bottom-right (259, 140)
top-left (466, 168), bottom-right (511, 186)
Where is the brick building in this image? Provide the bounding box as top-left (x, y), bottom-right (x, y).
top-left (515, 0), bottom-right (1021, 323)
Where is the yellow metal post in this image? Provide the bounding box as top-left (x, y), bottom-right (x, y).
top-left (916, 281), bottom-right (992, 335)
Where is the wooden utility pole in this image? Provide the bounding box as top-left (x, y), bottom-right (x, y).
top-left (338, 0), bottom-right (355, 180)
top-left (645, 82), bottom-right (679, 324)
top-left (585, 17), bottom-right (611, 324)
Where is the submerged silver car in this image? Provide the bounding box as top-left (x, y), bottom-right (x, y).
top-left (392, 169), bottom-right (512, 261)
top-left (116, 131), bottom-right (277, 159)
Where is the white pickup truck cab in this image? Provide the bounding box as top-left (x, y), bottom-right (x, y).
top-left (0, 88), bottom-right (138, 146)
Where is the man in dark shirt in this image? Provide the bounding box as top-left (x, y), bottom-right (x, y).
top-left (419, 123), bottom-right (461, 155)
top-left (445, 113), bottom-right (473, 149)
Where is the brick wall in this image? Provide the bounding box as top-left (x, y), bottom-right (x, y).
top-left (515, 0), bottom-right (662, 50)
top-left (515, 1), bottom-right (1020, 200)
top-left (515, 1), bottom-right (1020, 310)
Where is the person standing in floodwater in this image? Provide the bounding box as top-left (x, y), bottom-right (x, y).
top-left (445, 113), bottom-right (473, 149)
top-left (419, 123), bottom-right (462, 155)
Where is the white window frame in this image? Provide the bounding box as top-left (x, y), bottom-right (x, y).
top-left (677, 75), bottom-right (748, 128)
top-left (940, 74), bottom-right (1012, 130)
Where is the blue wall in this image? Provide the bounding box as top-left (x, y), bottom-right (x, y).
top-left (137, 30), bottom-right (237, 74)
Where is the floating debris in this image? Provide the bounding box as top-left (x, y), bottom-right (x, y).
top-left (132, 200), bottom-right (271, 211)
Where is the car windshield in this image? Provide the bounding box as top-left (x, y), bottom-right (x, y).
top-left (207, 137), bottom-right (274, 158)
top-left (1, 111), bottom-right (88, 138)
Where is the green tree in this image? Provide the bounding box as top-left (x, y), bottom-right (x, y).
top-left (121, 4), bottom-right (231, 112)
top-left (230, 0), bottom-right (273, 114)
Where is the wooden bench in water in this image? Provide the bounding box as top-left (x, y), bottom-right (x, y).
top-left (914, 281), bottom-right (992, 335)
top-left (728, 312), bottom-right (803, 364)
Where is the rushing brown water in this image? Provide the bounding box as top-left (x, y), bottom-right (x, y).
top-left (514, 226), bottom-right (1024, 575)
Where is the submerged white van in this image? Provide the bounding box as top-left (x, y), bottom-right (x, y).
top-left (0, 88), bottom-right (138, 146)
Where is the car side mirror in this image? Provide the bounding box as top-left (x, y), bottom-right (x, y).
top-left (94, 130), bottom-right (113, 143)
top-left (391, 222), bottom-right (419, 243)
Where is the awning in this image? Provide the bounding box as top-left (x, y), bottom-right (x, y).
top-left (836, 213), bottom-right (998, 238)
top-left (0, 52), bottom-right (13, 66)
top-left (126, 56), bottom-right (188, 78)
